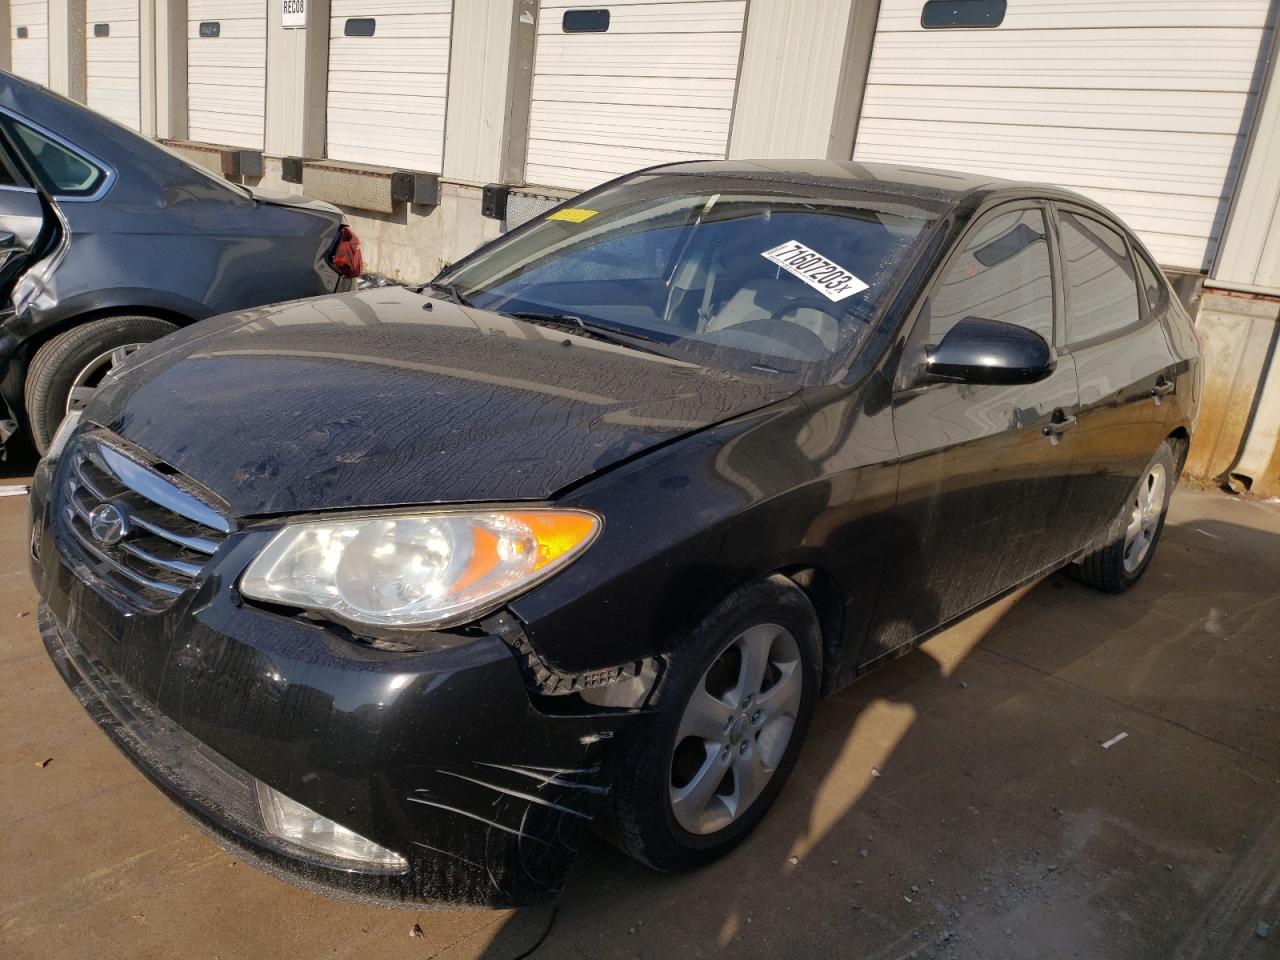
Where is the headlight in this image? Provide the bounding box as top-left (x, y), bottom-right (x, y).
top-left (239, 509), bottom-right (600, 629)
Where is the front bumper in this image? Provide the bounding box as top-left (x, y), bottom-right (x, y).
top-left (28, 458), bottom-right (635, 908)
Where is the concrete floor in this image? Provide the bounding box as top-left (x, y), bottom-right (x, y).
top-left (2, 444), bottom-right (1278, 960)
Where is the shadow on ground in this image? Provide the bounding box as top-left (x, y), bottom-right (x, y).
top-left (1, 488), bottom-right (1277, 960)
top-left (476, 495), bottom-right (1280, 960)
top-left (0, 436), bottom-right (38, 482)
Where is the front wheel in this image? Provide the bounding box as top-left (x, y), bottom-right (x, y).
top-left (1071, 440), bottom-right (1178, 593)
top-left (599, 575), bottom-right (822, 871)
top-left (23, 316), bottom-right (178, 453)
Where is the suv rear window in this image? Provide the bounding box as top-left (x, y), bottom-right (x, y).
top-left (2, 118), bottom-right (107, 197)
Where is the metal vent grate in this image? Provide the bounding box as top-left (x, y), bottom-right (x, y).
top-left (502, 192), bottom-right (564, 233)
top-left (57, 435), bottom-right (231, 610)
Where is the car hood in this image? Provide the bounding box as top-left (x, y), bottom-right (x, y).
top-left (88, 288), bottom-right (797, 517)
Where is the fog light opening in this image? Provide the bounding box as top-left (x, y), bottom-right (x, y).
top-left (255, 781), bottom-right (407, 872)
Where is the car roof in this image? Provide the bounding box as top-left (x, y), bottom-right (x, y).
top-left (649, 158), bottom-right (1098, 217)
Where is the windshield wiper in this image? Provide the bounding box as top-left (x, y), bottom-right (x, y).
top-left (503, 311), bottom-right (670, 354)
top-left (422, 280), bottom-right (472, 307)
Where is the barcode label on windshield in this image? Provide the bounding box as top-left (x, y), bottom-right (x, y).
top-left (761, 240), bottom-right (868, 302)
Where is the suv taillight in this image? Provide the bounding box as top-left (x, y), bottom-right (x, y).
top-left (330, 225), bottom-right (364, 279)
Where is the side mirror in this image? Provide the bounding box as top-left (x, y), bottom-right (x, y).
top-left (925, 316), bottom-right (1053, 386)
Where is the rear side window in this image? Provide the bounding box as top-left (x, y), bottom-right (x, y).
top-left (2, 119), bottom-right (106, 197)
top-left (923, 206), bottom-right (1054, 343)
top-left (1059, 211), bottom-right (1141, 343)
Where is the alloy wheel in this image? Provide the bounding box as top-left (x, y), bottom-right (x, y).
top-left (669, 622), bottom-right (803, 836)
top-left (65, 344), bottom-right (146, 415)
top-left (1123, 462), bottom-right (1167, 573)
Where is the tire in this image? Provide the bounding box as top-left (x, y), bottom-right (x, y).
top-left (1070, 440), bottom-right (1178, 593)
top-left (599, 574), bottom-right (822, 872)
top-left (24, 316), bottom-right (178, 453)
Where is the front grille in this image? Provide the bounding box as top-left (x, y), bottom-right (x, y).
top-left (57, 433), bottom-right (232, 609)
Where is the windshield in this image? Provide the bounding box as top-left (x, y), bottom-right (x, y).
top-left (439, 174), bottom-right (938, 382)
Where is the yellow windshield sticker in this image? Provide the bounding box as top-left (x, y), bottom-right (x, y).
top-left (548, 208), bottom-right (599, 223)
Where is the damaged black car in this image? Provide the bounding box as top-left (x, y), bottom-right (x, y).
top-left (28, 160), bottom-right (1201, 907)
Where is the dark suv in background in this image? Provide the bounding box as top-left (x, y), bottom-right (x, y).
top-left (0, 73), bottom-right (361, 456)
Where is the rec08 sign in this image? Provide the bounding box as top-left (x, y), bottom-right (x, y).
top-left (282, 0), bottom-right (307, 28)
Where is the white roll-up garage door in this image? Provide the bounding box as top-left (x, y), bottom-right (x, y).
top-left (525, 0), bottom-right (747, 192)
top-left (10, 1), bottom-right (49, 87)
top-left (325, 0), bottom-right (453, 171)
top-left (187, 0), bottom-right (266, 149)
top-left (85, 0), bottom-right (141, 130)
top-left (853, 0), bottom-right (1274, 271)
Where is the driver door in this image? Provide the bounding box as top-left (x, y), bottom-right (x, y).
top-left (862, 203), bottom-right (1081, 665)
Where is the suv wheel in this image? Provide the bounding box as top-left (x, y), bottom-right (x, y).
top-left (24, 316), bottom-right (177, 453)
top-left (600, 575), bottom-right (821, 871)
top-left (1071, 440), bottom-right (1178, 593)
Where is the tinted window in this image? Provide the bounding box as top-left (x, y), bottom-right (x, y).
top-left (198, 21), bottom-right (220, 37)
top-left (563, 9), bottom-right (610, 32)
top-left (1059, 212), bottom-right (1141, 343)
top-left (922, 0), bottom-right (1007, 28)
top-left (93, 23), bottom-right (110, 37)
top-left (440, 174), bottom-right (937, 381)
top-left (924, 207), bottom-right (1054, 343)
top-left (1135, 251), bottom-right (1169, 314)
top-left (4, 121), bottom-right (106, 197)
top-left (344, 18), bottom-right (375, 36)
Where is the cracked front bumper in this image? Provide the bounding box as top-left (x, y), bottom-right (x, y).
top-left (29, 462), bottom-right (635, 908)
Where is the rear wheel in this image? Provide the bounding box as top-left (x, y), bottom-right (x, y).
top-left (600, 575), bottom-right (821, 871)
top-left (24, 316), bottom-right (177, 453)
top-left (1071, 441), bottom-right (1177, 592)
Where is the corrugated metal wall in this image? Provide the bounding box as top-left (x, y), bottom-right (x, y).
top-left (326, 0), bottom-right (453, 172)
top-left (10, 0), bottom-right (49, 86)
top-left (853, 0), bottom-right (1274, 272)
top-left (187, 0), bottom-right (267, 149)
top-left (85, 0), bottom-right (141, 130)
top-left (524, 0), bottom-right (746, 191)
top-left (1212, 23), bottom-right (1280, 294)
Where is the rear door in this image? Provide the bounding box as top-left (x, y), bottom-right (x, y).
top-left (864, 202), bottom-right (1080, 664)
top-left (1049, 204), bottom-right (1180, 554)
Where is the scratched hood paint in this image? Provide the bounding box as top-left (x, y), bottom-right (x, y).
top-left (90, 288), bottom-right (795, 517)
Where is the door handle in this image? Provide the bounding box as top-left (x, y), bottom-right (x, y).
top-left (1043, 412), bottom-right (1077, 445)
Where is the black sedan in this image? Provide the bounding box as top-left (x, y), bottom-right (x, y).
top-left (27, 160), bottom-right (1201, 907)
top-left (0, 72), bottom-right (361, 456)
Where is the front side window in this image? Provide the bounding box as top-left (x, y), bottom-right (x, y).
top-left (440, 174), bottom-right (939, 382)
top-left (921, 206), bottom-right (1054, 345)
top-left (3, 119), bottom-right (106, 197)
top-left (1059, 211), bottom-right (1141, 344)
